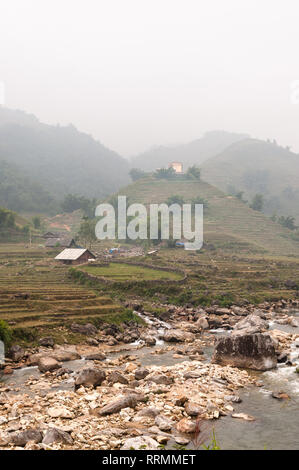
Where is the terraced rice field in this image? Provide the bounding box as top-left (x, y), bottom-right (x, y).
top-left (0, 244), bottom-right (121, 333)
top-left (81, 263), bottom-right (184, 281)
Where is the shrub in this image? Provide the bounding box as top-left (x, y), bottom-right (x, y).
top-left (186, 165), bottom-right (201, 180)
top-left (250, 194), bottom-right (264, 212)
top-left (0, 320), bottom-right (13, 348)
top-left (129, 168), bottom-right (147, 181)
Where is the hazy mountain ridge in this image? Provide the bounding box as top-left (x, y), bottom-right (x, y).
top-left (201, 138), bottom-right (299, 222)
top-left (130, 131), bottom-right (249, 171)
top-left (0, 107), bottom-right (130, 211)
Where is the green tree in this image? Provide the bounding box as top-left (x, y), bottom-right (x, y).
top-left (277, 215), bottom-right (297, 231)
top-left (192, 196), bottom-right (208, 207)
top-left (129, 168), bottom-right (147, 181)
top-left (250, 194), bottom-right (264, 212)
top-left (78, 217), bottom-right (97, 249)
top-left (154, 167), bottom-right (176, 179)
top-left (186, 165), bottom-right (201, 180)
top-left (166, 195), bottom-right (185, 205)
top-left (61, 194), bottom-right (96, 218)
top-left (0, 207), bottom-right (16, 228)
top-left (32, 216), bottom-right (41, 229)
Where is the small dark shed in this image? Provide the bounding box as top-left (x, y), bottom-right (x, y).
top-left (45, 237), bottom-right (77, 248)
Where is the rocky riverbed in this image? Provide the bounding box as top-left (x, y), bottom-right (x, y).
top-left (0, 299), bottom-right (298, 450)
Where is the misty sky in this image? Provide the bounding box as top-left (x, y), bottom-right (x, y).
top-left (1, 0), bottom-right (299, 156)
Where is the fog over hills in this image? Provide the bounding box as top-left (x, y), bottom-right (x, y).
top-left (0, 106), bottom-right (298, 223)
top-left (201, 138), bottom-right (299, 222)
top-left (130, 131), bottom-right (249, 171)
top-left (0, 107), bottom-right (130, 212)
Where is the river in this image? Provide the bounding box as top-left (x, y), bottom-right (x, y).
top-left (1, 311), bottom-right (298, 450)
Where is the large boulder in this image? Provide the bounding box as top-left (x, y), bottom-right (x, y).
top-left (163, 329), bottom-right (194, 343)
top-left (232, 315), bottom-right (269, 335)
top-left (37, 356), bottom-right (60, 373)
top-left (195, 317), bottom-right (209, 330)
top-left (52, 349), bottom-right (81, 362)
top-left (9, 345), bottom-right (25, 362)
top-left (75, 368), bottom-right (106, 389)
top-left (212, 333), bottom-right (277, 371)
top-left (70, 323), bottom-right (98, 336)
top-left (85, 352), bottom-right (106, 361)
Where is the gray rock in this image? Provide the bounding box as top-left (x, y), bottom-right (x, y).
top-left (183, 370), bottom-right (201, 379)
top-left (9, 429), bottom-right (43, 447)
top-left (143, 336), bottom-right (156, 346)
top-left (9, 345), bottom-right (25, 362)
top-left (86, 338), bottom-right (99, 346)
top-left (232, 315), bottom-right (269, 335)
top-left (37, 357), bottom-right (60, 373)
top-left (185, 402), bottom-right (204, 417)
top-left (146, 374), bottom-right (174, 385)
top-left (212, 333), bottom-right (277, 371)
top-left (75, 368), bottom-right (106, 389)
top-left (99, 395), bottom-right (140, 416)
top-left (195, 317), bottom-right (209, 330)
top-left (70, 323), bottom-right (98, 336)
top-left (224, 395), bottom-right (242, 403)
top-left (108, 370), bottom-right (129, 385)
top-left (277, 352), bottom-right (288, 363)
top-left (42, 428), bottom-right (73, 445)
top-left (52, 349), bottom-right (81, 362)
top-left (85, 352), bottom-right (106, 361)
top-left (136, 407), bottom-right (160, 418)
top-left (155, 415), bottom-right (173, 431)
top-left (55, 367), bottom-right (72, 377)
top-left (135, 368), bottom-right (150, 380)
top-left (214, 308), bottom-right (231, 315)
top-left (163, 329), bottom-right (194, 343)
top-left (121, 436), bottom-right (160, 450)
top-left (39, 337), bottom-right (54, 347)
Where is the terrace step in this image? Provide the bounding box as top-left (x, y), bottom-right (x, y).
top-left (2, 305), bottom-right (120, 323)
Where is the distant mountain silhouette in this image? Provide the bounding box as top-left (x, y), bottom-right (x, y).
top-left (202, 138), bottom-right (299, 222)
top-left (130, 131), bottom-right (249, 171)
top-left (0, 107), bottom-right (130, 212)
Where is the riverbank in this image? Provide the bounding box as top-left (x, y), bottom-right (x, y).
top-left (0, 301), bottom-right (298, 450)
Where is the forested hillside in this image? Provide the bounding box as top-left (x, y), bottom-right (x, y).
top-left (0, 107), bottom-right (130, 212)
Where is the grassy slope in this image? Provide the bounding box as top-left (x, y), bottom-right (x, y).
top-left (81, 263), bottom-right (183, 281)
top-left (117, 177), bottom-right (299, 257)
